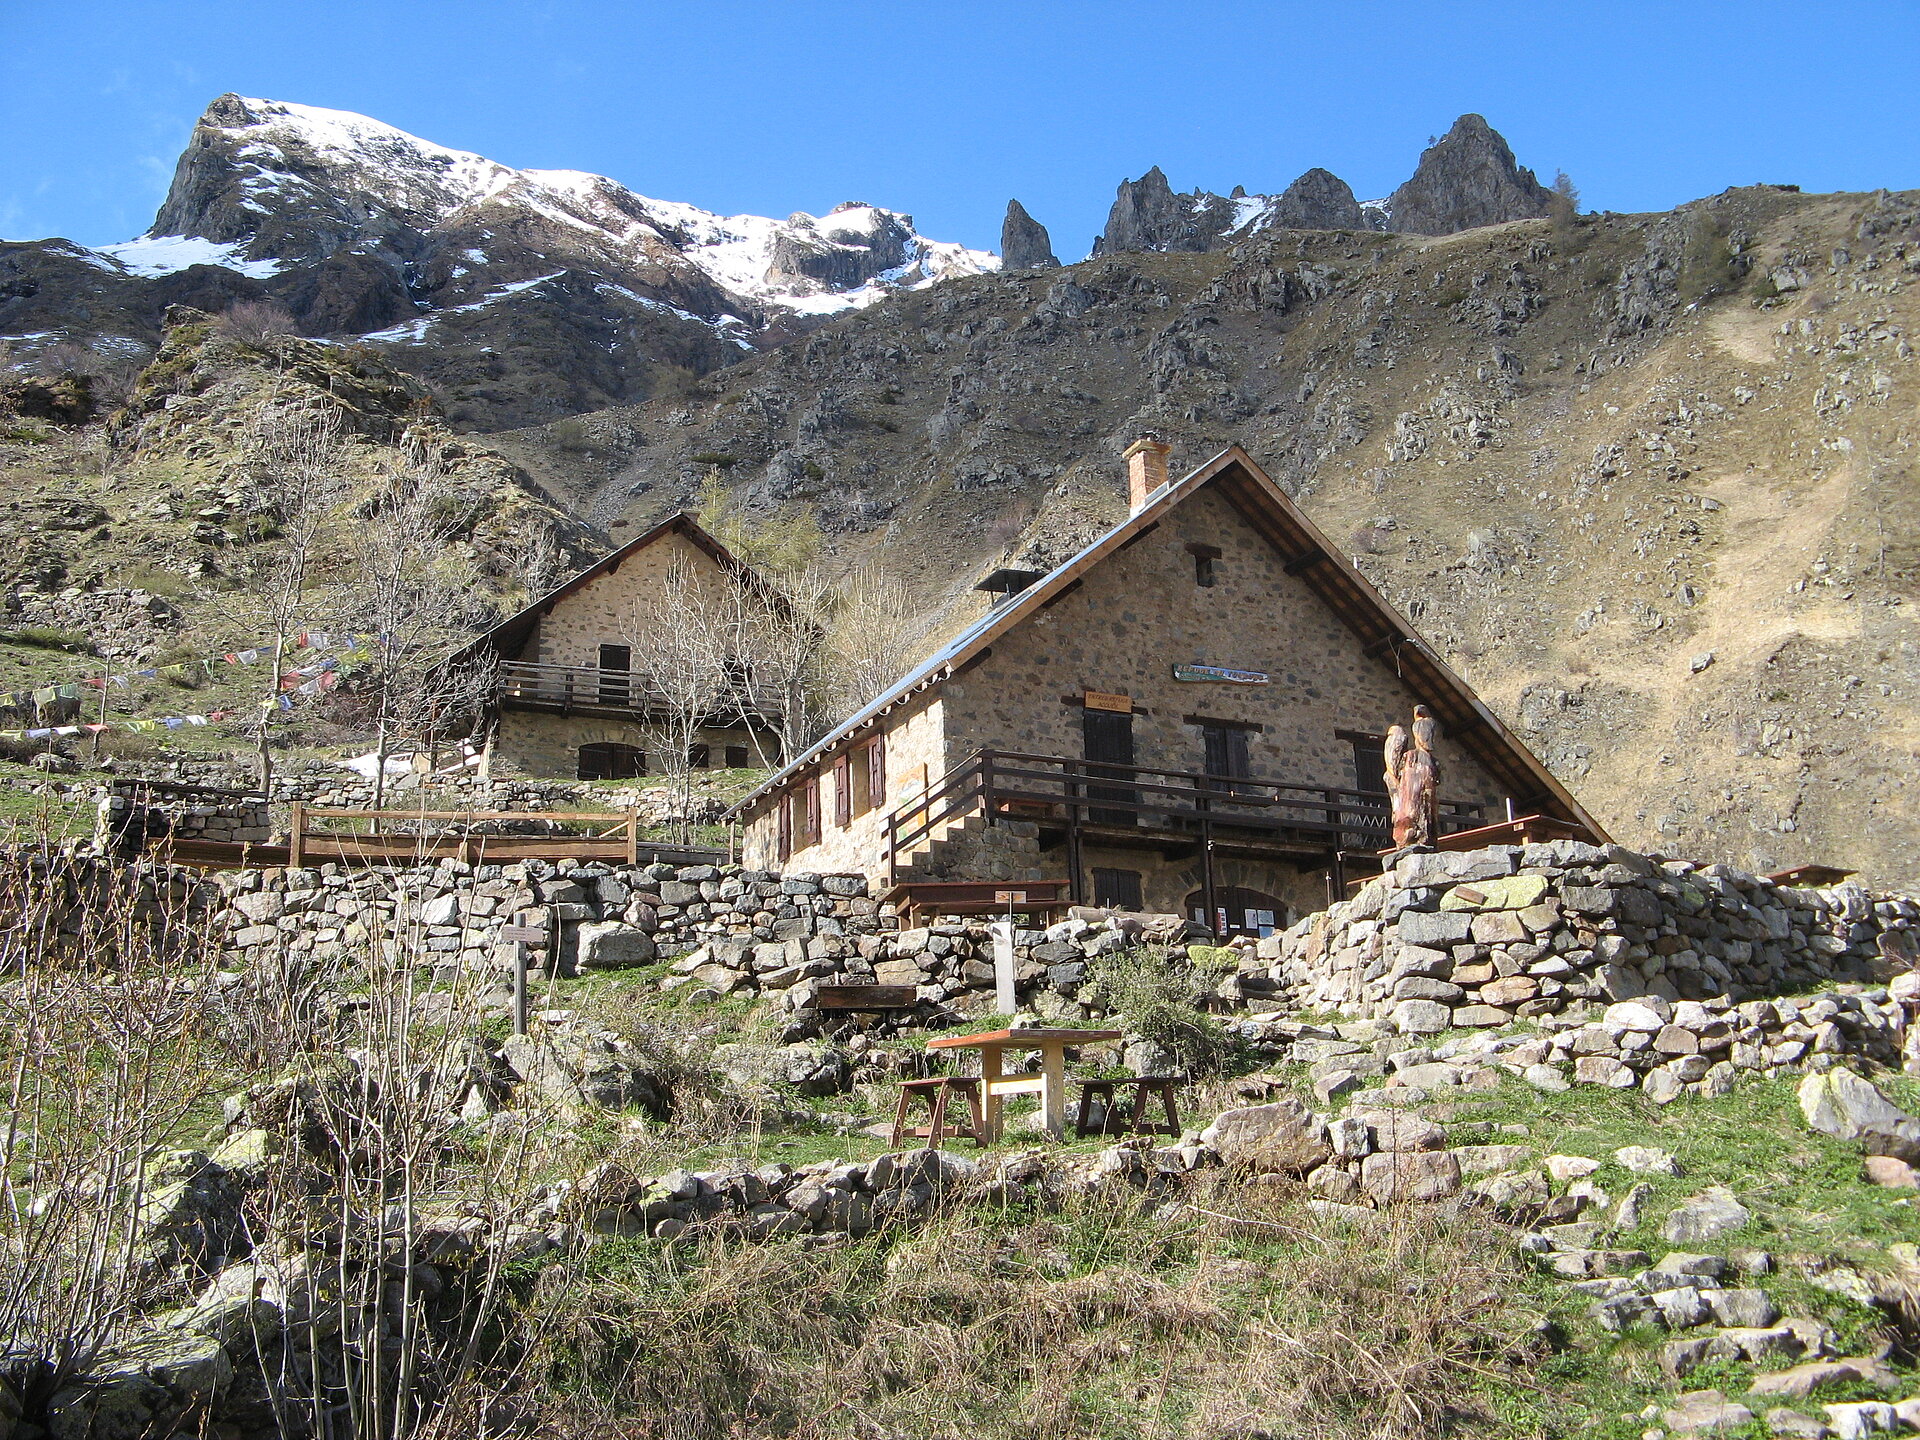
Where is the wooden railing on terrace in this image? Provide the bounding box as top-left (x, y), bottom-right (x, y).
top-left (286, 806), bottom-right (726, 868)
top-left (497, 660), bottom-right (782, 719)
top-left (884, 748), bottom-right (1491, 885)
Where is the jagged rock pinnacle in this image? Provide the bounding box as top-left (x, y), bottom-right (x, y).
top-left (1386, 114), bottom-right (1553, 235)
top-left (1000, 200), bottom-right (1059, 269)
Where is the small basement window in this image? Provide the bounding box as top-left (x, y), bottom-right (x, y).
top-left (725, 744), bottom-right (749, 768)
top-left (1092, 868), bottom-right (1144, 912)
top-left (578, 742), bottom-right (646, 781)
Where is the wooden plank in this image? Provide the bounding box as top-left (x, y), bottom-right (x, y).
top-left (813, 984), bottom-right (917, 1011)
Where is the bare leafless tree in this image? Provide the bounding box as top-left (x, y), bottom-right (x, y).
top-left (349, 436), bottom-right (497, 810)
top-left (220, 401), bottom-right (351, 796)
top-left (620, 555), bottom-right (733, 843)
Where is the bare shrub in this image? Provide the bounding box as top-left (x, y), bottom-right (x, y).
top-left (216, 300), bottom-right (300, 344)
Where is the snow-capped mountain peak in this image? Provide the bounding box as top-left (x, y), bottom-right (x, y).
top-left (132, 94), bottom-right (994, 321)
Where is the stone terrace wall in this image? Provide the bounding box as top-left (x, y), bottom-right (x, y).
top-left (212, 859), bottom-right (1200, 1026)
top-left (1265, 841), bottom-right (1917, 1035)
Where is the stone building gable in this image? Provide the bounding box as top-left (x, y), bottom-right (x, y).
top-left (527, 527), bottom-right (739, 668)
top-left (938, 484), bottom-right (1506, 808)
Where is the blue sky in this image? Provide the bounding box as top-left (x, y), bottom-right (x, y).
top-left (5, 1), bottom-right (1918, 257)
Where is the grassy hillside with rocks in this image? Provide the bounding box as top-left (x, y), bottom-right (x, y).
top-left (7, 843), bottom-right (1920, 1440)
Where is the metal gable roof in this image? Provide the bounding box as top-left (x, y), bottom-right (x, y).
top-left (732, 445), bottom-right (1604, 839)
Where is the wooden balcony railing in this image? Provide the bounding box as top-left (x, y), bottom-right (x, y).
top-left (884, 748), bottom-right (1491, 885)
top-left (497, 660), bottom-right (782, 719)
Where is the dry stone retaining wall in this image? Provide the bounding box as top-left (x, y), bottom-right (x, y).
top-left (1264, 841), bottom-right (1915, 1030)
top-left (211, 859), bottom-right (1206, 1028)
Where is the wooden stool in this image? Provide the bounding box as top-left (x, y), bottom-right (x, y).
top-left (1075, 1077), bottom-right (1182, 1138)
top-left (890, 1077), bottom-right (987, 1149)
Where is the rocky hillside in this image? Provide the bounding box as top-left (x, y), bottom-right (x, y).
top-left (1, 310), bottom-right (602, 611)
top-left (488, 185), bottom-right (1919, 889)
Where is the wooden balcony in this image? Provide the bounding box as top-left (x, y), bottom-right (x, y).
top-left (884, 748), bottom-right (1493, 897)
top-left (496, 660), bottom-right (781, 723)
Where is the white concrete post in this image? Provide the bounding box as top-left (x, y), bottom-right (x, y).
top-left (991, 919), bottom-right (1017, 1014)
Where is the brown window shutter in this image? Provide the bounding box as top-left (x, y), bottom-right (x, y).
top-left (777, 794), bottom-right (792, 861)
top-left (868, 734), bottom-right (886, 807)
top-left (803, 779), bottom-right (822, 846)
top-left (833, 754), bottom-right (852, 827)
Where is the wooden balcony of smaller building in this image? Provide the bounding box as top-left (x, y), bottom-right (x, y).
top-left (496, 660), bottom-right (783, 724)
top-left (885, 748), bottom-right (1496, 897)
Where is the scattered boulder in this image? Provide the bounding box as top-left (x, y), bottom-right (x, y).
top-left (1661, 1186), bottom-right (1750, 1244)
top-left (1798, 1069), bottom-right (1920, 1163)
top-left (1200, 1100), bottom-right (1331, 1175)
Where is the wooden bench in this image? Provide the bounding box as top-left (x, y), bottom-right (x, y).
top-left (1075, 1077), bottom-right (1182, 1138)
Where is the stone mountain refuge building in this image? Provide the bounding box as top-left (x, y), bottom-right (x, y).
top-left (466, 514), bottom-right (785, 782)
top-left (733, 441), bottom-right (1603, 935)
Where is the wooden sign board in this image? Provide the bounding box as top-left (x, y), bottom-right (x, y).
top-left (994, 890), bottom-right (1028, 903)
top-left (1172, 663), bottom-right (1270, 685)
top-left (499, 925), bottom-right (547, 944)
top-left (813, 984), bottom-right (918, 1011)
top-left (1083, 690), bottom-right (1133, 713)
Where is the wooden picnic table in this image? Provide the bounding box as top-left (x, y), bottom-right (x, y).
top-left (925, 1027), bottom-right (1122, 1142)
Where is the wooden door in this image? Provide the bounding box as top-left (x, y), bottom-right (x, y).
top-left (598, 643), bottom-right (632, 707)
top-left (1081, 708), bottom-right (1136, 826)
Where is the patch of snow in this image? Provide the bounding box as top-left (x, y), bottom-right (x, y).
top-left (1228, 194), bottom-right (1278, 235)
top-left (1360, 197), bottom-right (1391, 217)
top-left (358, 271), bottom-right (565, 343)
top-left (95, 235), bottom-right (285, 279)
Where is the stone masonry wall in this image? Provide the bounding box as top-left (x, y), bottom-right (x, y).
top-left (1264, 840), bottom-right (1916, 1031)
top-left (211, 856), bottom-right (1207, 1028)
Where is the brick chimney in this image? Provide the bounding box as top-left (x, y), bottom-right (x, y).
top-left (1123, 434), bottom-right (1171, 514)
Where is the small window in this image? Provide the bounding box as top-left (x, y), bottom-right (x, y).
top-left (725, 744), bottom-right (749, 768)
top-left (1187, 886), bottom-right (1289, 938)
top-left (1187, 542), bottom-right (1221, 588)
top-left (577, 742), bottom-right (645, 781)
top-left (688, 743), bottom-right (711, 769)
top-left (1092, 868), bottom-right (1144, 912)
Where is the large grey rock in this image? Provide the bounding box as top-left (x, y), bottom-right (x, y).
top-left (1395, 909), bottom-right (1471, 948)
top-left (1200, 1099), bottom-right (1331, 1174)
top-left (575, 921), bottom-right (657, 970)
top-left (1661, 1389), bottom-right (1754, 1434)
top-left (1000, 200), bottom-right (1058, 269)
top-left (1266, 167), bottom-right (1372, 231)
top-left (1798, 1069), bottom-right (1920, 1162)
top-left (502, 1034), bottom-right (667, 1114)
top-left (1092, 166), bottom-right (1238, 255)
top-left (1661, 1186), bottom-right (1750, 1244)
top-left (1360, 1149), bottom-right (1461, 1203)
